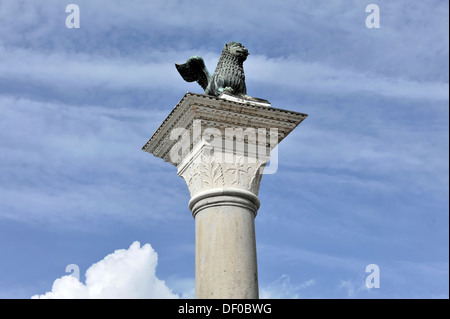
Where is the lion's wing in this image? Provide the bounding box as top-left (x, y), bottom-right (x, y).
top-left (175, 56), bottom-right (210, 91)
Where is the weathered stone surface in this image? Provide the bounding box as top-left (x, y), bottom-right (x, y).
top-left (192, 189), bottom-right (259, 298)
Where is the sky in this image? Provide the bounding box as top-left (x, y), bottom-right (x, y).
top-left (0, 0), bottom-right (448, 299)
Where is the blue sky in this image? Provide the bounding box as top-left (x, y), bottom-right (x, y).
top-left (0, 0), bottom-right (448, 298)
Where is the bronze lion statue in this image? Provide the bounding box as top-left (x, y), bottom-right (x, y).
top-left (175, 42), bottom-right (249, 97)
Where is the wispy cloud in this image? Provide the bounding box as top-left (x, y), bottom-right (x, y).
top-left (1, 0), bottom-right (447, 104)
top-left (246, 55), bottom-right (449, 101)
top-left (0, 47), bottom-right (182, 90)
top-left (3, 1), bottom-right (447, 83)
top-left (338, 277), bottom-right (370, 298)
top-left (260, 275), bottom-right (315, 299)
top-left (0, 96), bottom-right (187, 226)
top-left (258, 244), bottom-right (366, 272)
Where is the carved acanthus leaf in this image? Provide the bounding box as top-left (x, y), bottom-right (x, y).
top-left (199, 154), bottom-right (225, 189)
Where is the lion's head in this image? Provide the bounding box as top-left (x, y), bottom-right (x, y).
top-left (225, 42), bottom-right (249, 61)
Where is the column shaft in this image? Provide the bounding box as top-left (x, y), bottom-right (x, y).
top-left (190, 189), bottom-right (259, 299)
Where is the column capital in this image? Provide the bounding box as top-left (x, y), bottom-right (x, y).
top-left (177, 141), bottom-right (268, 197)
top-left (142, 92), bottom-right (307, 165)
top-left (142, 92), bottom-right (307, 198)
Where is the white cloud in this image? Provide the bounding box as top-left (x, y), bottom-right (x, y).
top-left (30, 241), bottom-right (318, 300)
top-left (165, 276), bottom-right (195, 299)
top-left (32, 241), bottom-right (178, 299)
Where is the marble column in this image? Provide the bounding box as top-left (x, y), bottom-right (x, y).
top-left (142, 92), bottom-right (307, 299)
